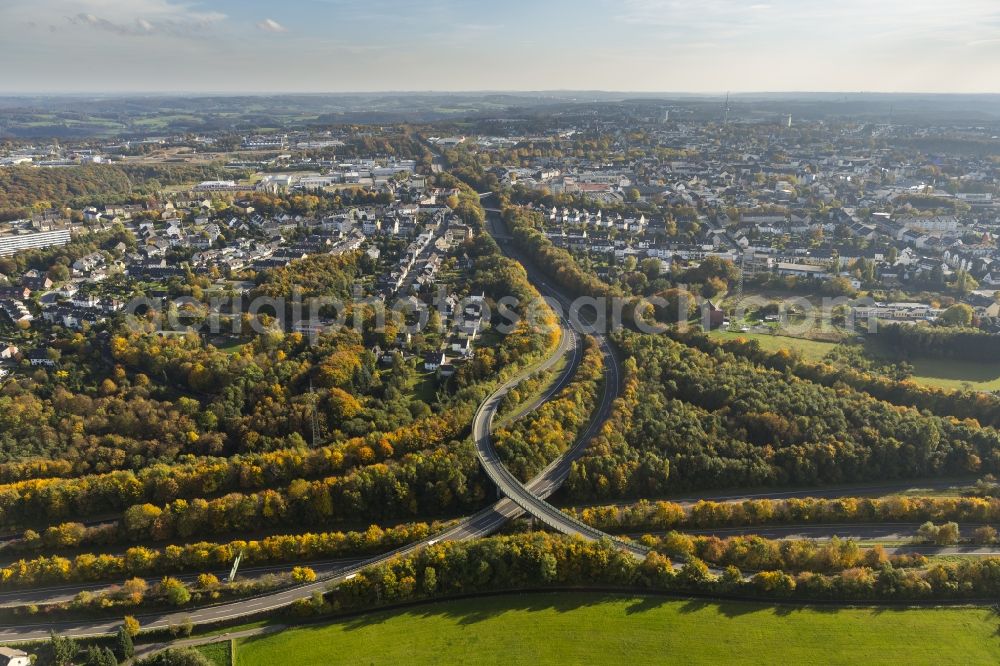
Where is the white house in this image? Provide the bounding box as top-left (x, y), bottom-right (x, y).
top-left (775, 262), bottom-right (830, 279)
top-left (900, 216), bottom-right (958, 233)
top-left (423, 352), bottom-right (446, 371)
top-left (0, 646), bottom-right (30, 666)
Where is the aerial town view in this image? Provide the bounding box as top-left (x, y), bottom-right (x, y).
top-left (1, 1), bottom-right (1000, 664)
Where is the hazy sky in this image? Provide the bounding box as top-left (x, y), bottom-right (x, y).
top-left (2, 0), bottom-right (1000, 93)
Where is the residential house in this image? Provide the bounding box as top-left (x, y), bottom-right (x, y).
top-left (775, 262), bottom-right (830, 279)
top-left (0, 646), bottom-right (30, 666)
top-left (21, 273), bottom-right (53, 291)
top-left (0, 299), bottom-right (32, 323)
top-left (423, 352), bottom-right (446, 372)
top-left (72, 252), bottom-right (105, 276)
top-left (26, 349), bottom-right (56, 367)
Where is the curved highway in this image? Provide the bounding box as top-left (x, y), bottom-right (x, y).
top-left (0, 232), bottom-right (623, 640)
top-left (0, 212), bottom-right (968, 640)
top-left (471, 274), bottom-right (649, 559)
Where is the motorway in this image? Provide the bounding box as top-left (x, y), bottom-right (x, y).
top-left (0, 228), bottom-right (618, 640)
top-left (0, 556), bottom-right (373, 609)
top-left (624, 522), bottom-right (1000, 558)
top-left (671, 522), bottom-right (983, 542)
top-left (470, 264), bottom-right (649, 559)
top-left (623, 479), bottom-right (978, 509)
top-left (0, 213), bottom-right (986, 640)
top-left (0, 482), bottom-right (557, 639)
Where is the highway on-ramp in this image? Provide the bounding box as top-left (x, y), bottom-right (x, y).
top-left (2, 215), bottom-right (967, 641)
top-left (470, 270), bottom-right (649, 559)
top-left (0, 236), bottom-right (626, 641)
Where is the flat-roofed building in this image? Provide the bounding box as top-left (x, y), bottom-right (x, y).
top-left (0, 229), bottom-right (71, 256)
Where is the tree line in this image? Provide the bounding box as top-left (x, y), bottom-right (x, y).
top-left (284, 532), bottom-right (1000, 616)
top-left (0, 163), bottom-right (235, 220)
top-left (874, 323), bottom-right (1000, 362)
top-left (0, 406), bottom-right (471, 531)
top-left (0, 521), bottom-right (437, 588)
top-left (1, 445), bottom-right (485, 543)
top-left (569, 495), bottom-right (1000, 533)
top-left (654, 532), bottom-right (915, 574)
top-left (502, 206), bottom-right (625, 304)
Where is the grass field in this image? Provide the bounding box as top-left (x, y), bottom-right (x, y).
top-left (196, 640), bottom-right (232, 666)
top-left (403, 368), bottom-right (438, 404)
top-left (903, 357), bottom-right (1000, 392)
top-left (212, 339), bottom-right (249, 355)
top-left (709, 330), bottom-right (1000, 391)
top-left (235, 593), bottom-right (1000, 665)
top-left (709, 330), bottom-right (837, 362)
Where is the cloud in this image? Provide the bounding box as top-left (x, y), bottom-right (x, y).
top-left (611, 0), bottom-right (1000, 56)
top-left (4, 0), bottom-right (1000, 93)
top-left (967, 38), bottom-right (1000, 47)
top-left (49, 1), bottom-right (226, 37)
top-left (256, 18), bottom-right (288, 33)
top-left (69, 13), bottom-right (151, 36)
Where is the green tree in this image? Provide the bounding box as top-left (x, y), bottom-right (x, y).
top-left (292, 566), bottom-right (317, 583)
top-left (701, 276), bottom-right (727, 299)
top-left (160, 577), bottom-right (191, 606)
top-left (49, 632), bottom-right (78, 666)
top-left (169, 618), bottom-right (194, 638)
top-left (135, 647), bottom-right (213, 666)
top-left (939, 304), bottom-right (973, 327)
top-left (640, 258), bottom-right (662, 280)
top-left (652, 288), bottom-right (697, 324)
top-left (116, 623), bottom-right (135, 660)
top-left (936, 522), bottom-right (960, 545)
top-left (952, 269), bottom-right (978, 296)
top-left (678, 557), bottom-right (711, 586)
top-left (84, 645), bottom-right (104, 666)
top-left (972, 526), bottom-right (998, 544)
top-left (422, 566), bottom-right (437, 594)
top-left (48, 263), bottom-right (71, 282)
top-left (85, 645), bottom-right (118, 666)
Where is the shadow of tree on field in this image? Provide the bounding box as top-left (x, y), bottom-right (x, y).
top-left (336, 590), bottom-right (616, 631)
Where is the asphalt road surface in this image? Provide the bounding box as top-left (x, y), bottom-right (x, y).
top-left (470, 268), bottom-right (648, 559)
top-left (0, 232), bottom-right (611, 640)
top-left (0, 215), bottom-right (984, 640)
